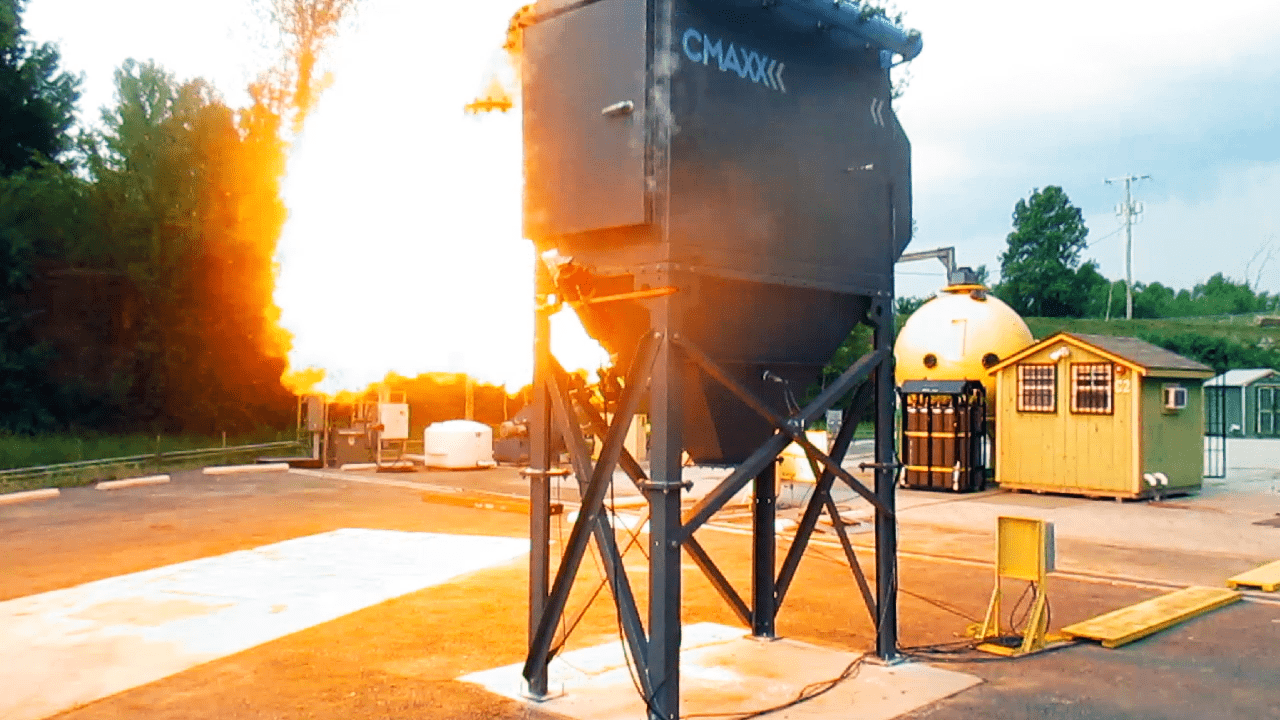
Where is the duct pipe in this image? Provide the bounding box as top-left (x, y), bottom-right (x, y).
top-left (768, 0), bottom-right (923, 61)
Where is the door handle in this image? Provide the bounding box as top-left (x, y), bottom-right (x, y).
top-left (601, 100), bottom-right (634, 117)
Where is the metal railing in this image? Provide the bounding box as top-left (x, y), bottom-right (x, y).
top-left (0, 441), bottom-right (305, 481)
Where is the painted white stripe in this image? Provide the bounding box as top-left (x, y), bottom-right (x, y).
top-left (0, 487), bottom-right (60, 506)
top-left (0, 529), bottom-right (527, 720)
top-left (203, 463), bottom-right (289, 475)
top-left (96, 475), bottom-right (170, 490)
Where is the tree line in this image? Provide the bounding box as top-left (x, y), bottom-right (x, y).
top-left (0, 0), bottom-right (355, 434)
top-left (990, 185), bottom-right (1279, 321)
top-left (894, 184), bottom-right (1280, 373)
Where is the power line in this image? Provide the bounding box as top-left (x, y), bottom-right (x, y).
top-left (1086, 226), bottom-right (1123, 248)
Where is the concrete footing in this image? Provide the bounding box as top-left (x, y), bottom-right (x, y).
top-left (460, 622), bottom-right (981, 720)
top-left (0, 488), bottom-right (60, 506)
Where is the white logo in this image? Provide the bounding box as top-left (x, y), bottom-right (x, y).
top-left (682, 28), bottom-right (786, 93)
top-left (870, 97), bottom-right (885, 127)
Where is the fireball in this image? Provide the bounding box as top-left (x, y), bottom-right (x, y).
top-left (273, 0), bottom-right (607, 396)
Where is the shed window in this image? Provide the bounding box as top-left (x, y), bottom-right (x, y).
top-left (1071, 363), bottom-right (1114, 415)
top-left (1016, 364), bottom-right (1056, 413)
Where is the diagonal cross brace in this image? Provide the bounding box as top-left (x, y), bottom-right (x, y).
top-left (775, 381), bottom-right (873, 607)
top-left (522, 332), bottom-right (661, 688)
top-left (679, 346), bottom-right (889, 540)
top-left (684, 533), bottom-right (752, 626)
top-left (570, 368), bottom-right (753, 630)
top-left (564, 370), bottom-right (650, 491)
top-left (673, 335), bottom-right (891, 519)
top-left (823, 493), bottom-right (878, 626)
top-left (528, 372), bottom-right (650, 690)
top-left (550, 506), bottom-right (652, 657)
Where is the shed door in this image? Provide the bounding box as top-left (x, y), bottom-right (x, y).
top-left (1261, 387), bottom-right (1277, 436)
top-left (1203, 378), bottom-right (1228, 479)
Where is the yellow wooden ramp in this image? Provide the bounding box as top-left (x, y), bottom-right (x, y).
top-left (1227, 560), bottom-right (1280, 592)
top-left (1061, 586), bottom-right (1241, 649)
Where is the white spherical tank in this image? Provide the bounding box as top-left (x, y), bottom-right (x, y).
top-left (895, 284), bottom-right (1033, 401)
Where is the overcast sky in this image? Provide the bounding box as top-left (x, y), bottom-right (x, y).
top-left (893, 0), bottom-right (1280, 298)
top-left (20, 0), bottom-right (1280, 385)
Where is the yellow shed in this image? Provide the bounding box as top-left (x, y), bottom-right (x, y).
top-left (987, 332), bottom-right (1214, 499)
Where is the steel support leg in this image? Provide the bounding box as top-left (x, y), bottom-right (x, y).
top-left (523, 342), bottom-right (659, 690)
top-left (873, 299), bottom-right (899, 662)
top-left (647, 306), bottom-right (682, 720)
top-left (751, 462), bottom-right (777, 638)
top-left (527, 298), bottom-right (553, 697)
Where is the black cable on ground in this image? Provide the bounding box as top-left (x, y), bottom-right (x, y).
top-left (549, 492), bottom-right (648, 656)
top-left (683, 656), bottom-right (865, 720)
top-left (798, 536), bottom-right (1047, 665)
top-left (802, 544), bottom-right (980, 625)
top-left (1008, 581), bottom-right (1035, 635)
top-left (899, 585), bottom-right (982, 624)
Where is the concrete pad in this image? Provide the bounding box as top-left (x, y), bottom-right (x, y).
top-left (0, 529), bottom-right (527, 720)
top-left (0, 487), bottom-right (59, 506)
top-left (461, 622), bottom-right (981, 720)
top-left (96, 474), bottom-right (170, 490)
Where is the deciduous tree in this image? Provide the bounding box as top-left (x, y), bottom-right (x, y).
top-left (0, 0), bottom-right (80, 174)
top-left (995, 186), bottom-right (1105, 318)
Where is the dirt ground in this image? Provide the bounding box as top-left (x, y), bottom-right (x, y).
top-left (2, 467), bottom-right (1278, 720)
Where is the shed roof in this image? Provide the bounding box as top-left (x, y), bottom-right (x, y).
top-left (901, 379), bottom-right (983, 395)
top-left (988, 332), bottom-right (1214, 377)
top-left (1207, 368), bottom-right (1278, 387)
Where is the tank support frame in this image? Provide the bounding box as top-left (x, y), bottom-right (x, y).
top-left (523, 288), bottom-right (900, 720)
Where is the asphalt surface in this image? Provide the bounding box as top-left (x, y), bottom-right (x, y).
top-left (2, 465), bottom-right (1278, 719)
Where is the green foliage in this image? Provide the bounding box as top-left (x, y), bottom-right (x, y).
top-left (0, 2), bottom-right (359, 447)
top-left (994, 186), bottom-right (1107, 318)
top-left (0, 430), bottom-right (287, 470)
top-left (1143, 332), bottom-right (1280, 374)
top-left (806, 325), bottom-right (874, 409)
top-left (0, 0), bottom-right (81, 174)
top-left (1024, 317), bottom-right (1280, 374)
top-left (77, 59), bottom-right (293, 433)
top-left (0, 222), bottom-right (55, 431)
top-left (1076, 273), bottom-right (1280, 321)
top-left (0, 158), bottom-right (96, 431)
top-left (895, 295), bottom-right (929, 323)
top-left (1132, 274), bottom-right (1278, 319)
top-left (0, 55), bottom-right (297, 435)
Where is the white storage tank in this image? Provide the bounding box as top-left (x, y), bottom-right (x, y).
top-left (424, 420), bottom-right (496, 469)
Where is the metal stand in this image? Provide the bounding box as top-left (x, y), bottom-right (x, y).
top-left (973, 516), bottom-right (1061, 657)
top-left (523, 290), bottom-right (900, 719)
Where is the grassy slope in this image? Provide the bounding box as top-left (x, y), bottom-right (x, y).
top-left (1024, 315), bottom-right (1280, 346)
top-left (0, 432), bottom-right (295, 471)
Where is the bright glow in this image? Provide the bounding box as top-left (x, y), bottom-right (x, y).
top-left (274, 0), bottom-right (608, 394)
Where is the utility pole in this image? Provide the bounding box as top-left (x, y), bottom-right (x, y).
top-left (1104, 174), bottom-right (1150, 319)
